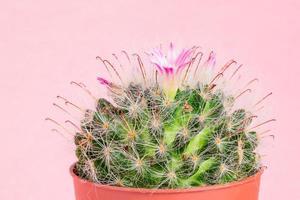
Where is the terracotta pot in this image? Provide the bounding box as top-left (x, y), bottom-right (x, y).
top-left (70, 164), bottom-right (263, 200)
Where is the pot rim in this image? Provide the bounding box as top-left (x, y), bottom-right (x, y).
top-left (70, 163), bottom-right (263, 194)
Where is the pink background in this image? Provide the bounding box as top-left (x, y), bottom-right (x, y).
top-left (1, 0), bottom-right (299, 199)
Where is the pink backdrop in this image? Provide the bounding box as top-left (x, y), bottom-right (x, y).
top-left (1, 0), bottom-right (299, 199)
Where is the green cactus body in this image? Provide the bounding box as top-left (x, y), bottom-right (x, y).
top-left (74, 82), bottom-right (260, 188)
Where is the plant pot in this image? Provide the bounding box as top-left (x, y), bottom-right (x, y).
top-left (70, 164), bottom-right (263, 200)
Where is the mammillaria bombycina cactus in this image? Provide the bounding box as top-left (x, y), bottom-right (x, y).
top-left (47, 43), bottom-right (274, 189)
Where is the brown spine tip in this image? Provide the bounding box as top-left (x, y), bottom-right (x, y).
top-left (57, 96), bottom-right (84, 112)
top-left (249, 119), bottom-right (276, 130)
top-left (53, 103), bottom-right (70, 115)
top-left (112, 53), bottom-right (123, 68)
top-left (45, 117), bottom-right (73, 136)
top-left (235, 89), bottom-right (252, 100)
top-left (209, 73), bottom-right (223, 86)
top-left (65, 101), bottom-right (84, 112)
top-left (244, 78), bottom-right (259, 88)
top-left (71, 81), bottom-right (97, 101)
top-left (57, 95), bottom-right (68, 102)
top-left (121, 50), bottom-right (131, 63)
top-left (65, 120), bottom-right (81, 130)
top-left (254, 92), bottom-right (273, 106)
top-left (103, 59), bottom-right (123, 84)
top-left (220, 59), bottom-right (237, 74)
top-left (230, 64), bottom-right (243, 79)
top-left (133, 53), bottom-right (147, 84)
top-left (193, 51), bottom-right (204, 78)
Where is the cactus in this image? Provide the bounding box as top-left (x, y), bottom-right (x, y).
top-left (49, 43), bottom-right (273, 189)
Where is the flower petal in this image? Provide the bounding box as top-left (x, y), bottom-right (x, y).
top-left (163, 67), bottom-right (174, 76)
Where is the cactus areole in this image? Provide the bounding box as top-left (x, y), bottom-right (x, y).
top-left (48, 44), bottom-right (273, 199)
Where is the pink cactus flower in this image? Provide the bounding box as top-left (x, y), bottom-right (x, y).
top-left (148, 43), bottom-right (197, 100)
top-left (149, 43), bottom-right (196, 76)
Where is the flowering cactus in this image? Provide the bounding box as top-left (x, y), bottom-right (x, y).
top-left (48, 44), bottom-right (274, 189)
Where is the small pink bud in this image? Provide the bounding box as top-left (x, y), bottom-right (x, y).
top-left (97, 77), bottom-right (110, 86)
